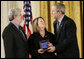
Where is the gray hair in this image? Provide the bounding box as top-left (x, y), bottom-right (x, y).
top-left (8, 8), bottom-right (21, 21)
top-left (53, 3), bottom-right (65, 14)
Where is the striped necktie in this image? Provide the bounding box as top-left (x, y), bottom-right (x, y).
top-left (19, 26), bottom-right (26, 40)
top-left (57, 20), bottom-right (60, 32)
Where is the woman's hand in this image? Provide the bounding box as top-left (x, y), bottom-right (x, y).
top-left (38, 49), bottom-right (44, 54)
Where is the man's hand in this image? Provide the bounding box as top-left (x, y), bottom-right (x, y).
top-left (38, 49), bottom-right (44, 54)
top-left (48, 42), bottom-right (53, 47)
top-left (47, 46), bottom-right (56, 52)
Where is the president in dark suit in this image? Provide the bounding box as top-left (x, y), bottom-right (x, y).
top-left (2, 8), bottom-right (28, 58)
top-left (48, 3), bottom-right (79, 58)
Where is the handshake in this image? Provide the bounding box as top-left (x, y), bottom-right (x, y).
top-left (38, 42), bottom-right (56, 54)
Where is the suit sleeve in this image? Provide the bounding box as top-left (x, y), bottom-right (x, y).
top-left (27, 35), bottom-right (39, 56)
top-left (3, 31), bottom-right (15, 58)
top-left (55, 20), bottom-right (77, 53)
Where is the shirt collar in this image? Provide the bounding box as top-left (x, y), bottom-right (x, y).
top-left (58, 15), bottom-right (64, 23)
top-left (10, 21), bottom-right (19, 29)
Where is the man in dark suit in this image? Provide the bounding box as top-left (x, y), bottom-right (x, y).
top-left (48, 3), bottom-right (79, 58)
top-left (2, 8), bottom-right (28, 58)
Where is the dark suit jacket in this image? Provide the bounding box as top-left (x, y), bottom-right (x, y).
top-left (2, 22), bottom-right (28, 58)
top-left (27, 30), bottom-right (56, 58)
top-left (53, 15), bottom-right (79, 58)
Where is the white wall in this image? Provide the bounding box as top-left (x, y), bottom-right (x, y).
top-left (1, 1), bottom-right (40, 58)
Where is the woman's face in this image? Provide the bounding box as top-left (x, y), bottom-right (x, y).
top-left (38, 18), bottom-right (45, 30)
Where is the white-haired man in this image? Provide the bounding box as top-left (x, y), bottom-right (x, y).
top-left (2, 8), bottom-right (28, 58)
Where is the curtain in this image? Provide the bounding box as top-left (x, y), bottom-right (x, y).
top-left (40, 1), bottom-right (83, 58)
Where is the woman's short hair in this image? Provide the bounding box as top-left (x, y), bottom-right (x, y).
top-left (8, 8), bottom-right (21, 21)
top-left (32, 17), bottom-right (45, 33)
top-left (53, 3), bottom-right (65, 14)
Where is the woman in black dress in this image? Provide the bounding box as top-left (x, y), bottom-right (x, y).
top-left (27, 17), bottom-right (56, 58)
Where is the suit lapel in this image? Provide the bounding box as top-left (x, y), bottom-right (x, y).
top-left (54, 20), bottom-right (57, 35)
top-left (10, 23), bottom-right (27, 41)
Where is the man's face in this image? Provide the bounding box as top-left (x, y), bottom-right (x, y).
top-left (52, 6), bottom-right (59, 19)
top-left (16, 11), bottom-right (22, 24)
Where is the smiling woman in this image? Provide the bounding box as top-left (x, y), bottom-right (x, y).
top-left (27, 17), bottom-right (56, 58)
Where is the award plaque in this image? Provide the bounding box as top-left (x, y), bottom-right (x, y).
top-left (40, 40), bottom-right (49, 51)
